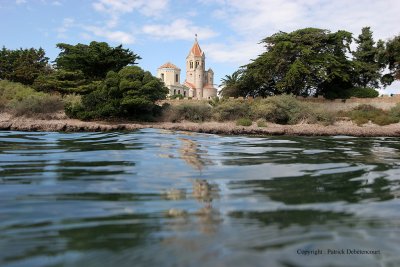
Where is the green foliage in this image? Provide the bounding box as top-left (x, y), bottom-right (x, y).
top-left (325, 87), bottom-right (379, 99)
top-left (389, 103), bottom-right (400, 118)
top-left (33, 70), bottom-right (92, 94)
top-left (385, 35), bottom-right (400, 82)
top-left (68, 66), bottom-right (168, 120)
top-left (0, 46), bottom-right (50, 85)
top-left (63, 94), bottom-right (83, 118)
top-left (352, 27), bottom-right (385, 88)
top-left (212, 99), bottom-right (250, 121)
top-left (237, 28), bottom-right (354, 98)
top-left (347, 87), bottom-right (379, 98)
top-left (347, 104), bottom-right (399, 125)
top-left (219, 70), bottom-right (242, 97)
top-left (250, 95), bottom-right (335, 125)
top-left (8, 94), bottom-right (63, 117)
top-left (256, 118), bottom-right (268, 127)
top-left (0, 80), bottom-right (63, 116)
top-left (250, 95), bottom-right (309, 124)
top-left (170, 94), bottom-right (184, 99)
top-left (55, 41), bottom-right (140, 80)
top-left (236, 118), bottom-right (252, 126)
top-left (163, 103), bottom-right (212, 122)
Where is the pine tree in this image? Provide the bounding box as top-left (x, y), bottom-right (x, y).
top-left (352, 27), bottom-right (383, 88)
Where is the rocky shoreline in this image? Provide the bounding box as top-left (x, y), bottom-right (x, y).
top-left (1, 113), bottom-right (400, 137)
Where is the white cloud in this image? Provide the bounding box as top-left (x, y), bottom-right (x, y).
top-left (142, 19), bottom-right (217, 40)
top-left (198, 0), bottom-right (400, 64)
top-left (84, 26), bottom-right (135, 44)
top-left (93, 0), bottom-right (169, 27)
top-left (56, 18), bottom-right (75, 39)
top-left (204, 41), bottom-right (264, 65)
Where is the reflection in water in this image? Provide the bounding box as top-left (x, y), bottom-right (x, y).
top-left (178, 137), bottom-right (213, 172)
top-left (1, 131), bottom-right (400, 266)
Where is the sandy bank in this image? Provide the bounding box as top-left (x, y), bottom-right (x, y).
top-left (1, 113), bottom-right (400, 137)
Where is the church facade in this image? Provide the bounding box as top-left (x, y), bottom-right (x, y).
top-left (157, 37), bottom-right (218, 99)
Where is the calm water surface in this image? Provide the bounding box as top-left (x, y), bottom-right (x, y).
top-left (1, 129), bottom-right (400, 267)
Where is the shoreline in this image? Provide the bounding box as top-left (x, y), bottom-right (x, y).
top-left (1, 113), bottom-right (400, 137)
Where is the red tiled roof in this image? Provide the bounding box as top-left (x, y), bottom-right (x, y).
top-left (189, 39), bottom-right (203, 57)
top-left (184, 81), bottom-right (196, 89)
top-left (158, 62), bottom-right (180, 70)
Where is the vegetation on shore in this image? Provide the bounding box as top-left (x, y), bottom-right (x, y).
top-left (0, 26), bottom-right (400, 127)
top-left (220, 27), bottom-right (400, 99)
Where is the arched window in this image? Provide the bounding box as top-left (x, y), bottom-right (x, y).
top-left (174, 89), bottom-right (176, 95)
top-left (195, 61), bottom-right (199, 68)
top-left (161, 73), bottom-right (164, 81)
top-left (184, 91), bottom-right (186, 97)
top-left (190, 61), bottom-right (193, 69)
top-left (178, 90), bottom-right (181, 94)
top-left (175, 74), bottom-right (178, 83)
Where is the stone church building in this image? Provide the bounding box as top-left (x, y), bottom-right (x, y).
top-left (157, 37), bottom-right (218, 99)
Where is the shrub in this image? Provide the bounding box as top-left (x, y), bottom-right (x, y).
top-left (0, 80), bottom-right (63, 116)
top-left (236, 118), bottom-right (252, 126)
top-left (251, 95), bottom-right (312, 124)
top-left (170, 94), bottom-right (184, 99)
top-left (372, 114), bottom-right (399, 126)
top-left (325, 87), bottom-right (379, 99)
top-left (162, 103), bottom-right (212, 122)
top-left (67, 66), bottom-right (168, 120)
top-left (212, 99), bottom-right (250, 121)
top-left (389, 103), bottom-right (400, 118)
top-left (8, 94), bottom-right (63, 116)
top-left (256, 118), bottom-right (267, 127)
top-left (347, 87), bottom-right (379, 98)
top-left (347, 104), bottom-right (399, 126)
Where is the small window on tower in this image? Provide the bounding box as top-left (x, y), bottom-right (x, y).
top-left (190, 61), bottom-right (193, 69)
top-left (175, 74), bottom-right (178, 83)
top-left (161, 73), bottom-right (164, 81)
top-left (195, 61), bottom-right (199, 68)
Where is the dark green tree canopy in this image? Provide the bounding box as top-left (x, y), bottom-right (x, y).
top-left (0, 47), bottom-right (50, 85)
top-left (236, 28), bottom-right (354, 97)
top-left (385, 35), bottom-right (400, 82)
top-left (66, 66), bottom-right (168, 120)
top-left (352, 27), bottom-right (385, 88)
top-left (54, 41), bottom-right (141, 80)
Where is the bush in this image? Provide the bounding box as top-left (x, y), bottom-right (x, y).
top-left (347, 104), bottom-right (399, 126)
top-left (67, 66), bottom-right (169, 120)
top-left (8, 94), bottom-right (63, 116)
top-left (256, 118), bottom-right (267, 127)
top-left (212, 99), bottom-right (250, 121)
top-left (170, 94), bottom-right (184, 99)
top-left (389, 103), bottom-right (400, 118)
top-left (0, 80), bottom-right (63, 116)
top-left (325, 87), bottom-right (379, 99)
top-left (163, 103), bottom-right (212, 122)
top-left (236, 118), bottom-right (252, 126)
top-left (347, 87), bottom-right (379, 98)
top-left (250, 95), bottom-right (312, 124)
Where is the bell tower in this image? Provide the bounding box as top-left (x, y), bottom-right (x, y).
top-left (185, 34), bottom-right (205, 99)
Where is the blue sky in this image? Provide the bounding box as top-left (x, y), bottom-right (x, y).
top-left (1, 0), bottom-right (400, 93)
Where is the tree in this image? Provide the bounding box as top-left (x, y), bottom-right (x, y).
top-left (219, 70), bottom-right (242, 97)
top-left (0, 47), bottom-right (50, 85)
top-left (352, 27), bottom-right (384, 88)
top-left (238, 28), bottom-right (354, 98)
top-left (54, 41), bottom-right (141, 80)
top-left (33, 70), bottom-right (99, 94)
top-left (384, 35), bottom-right (400, 83)
top-left (66, 66), bottom-right (168, 119)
